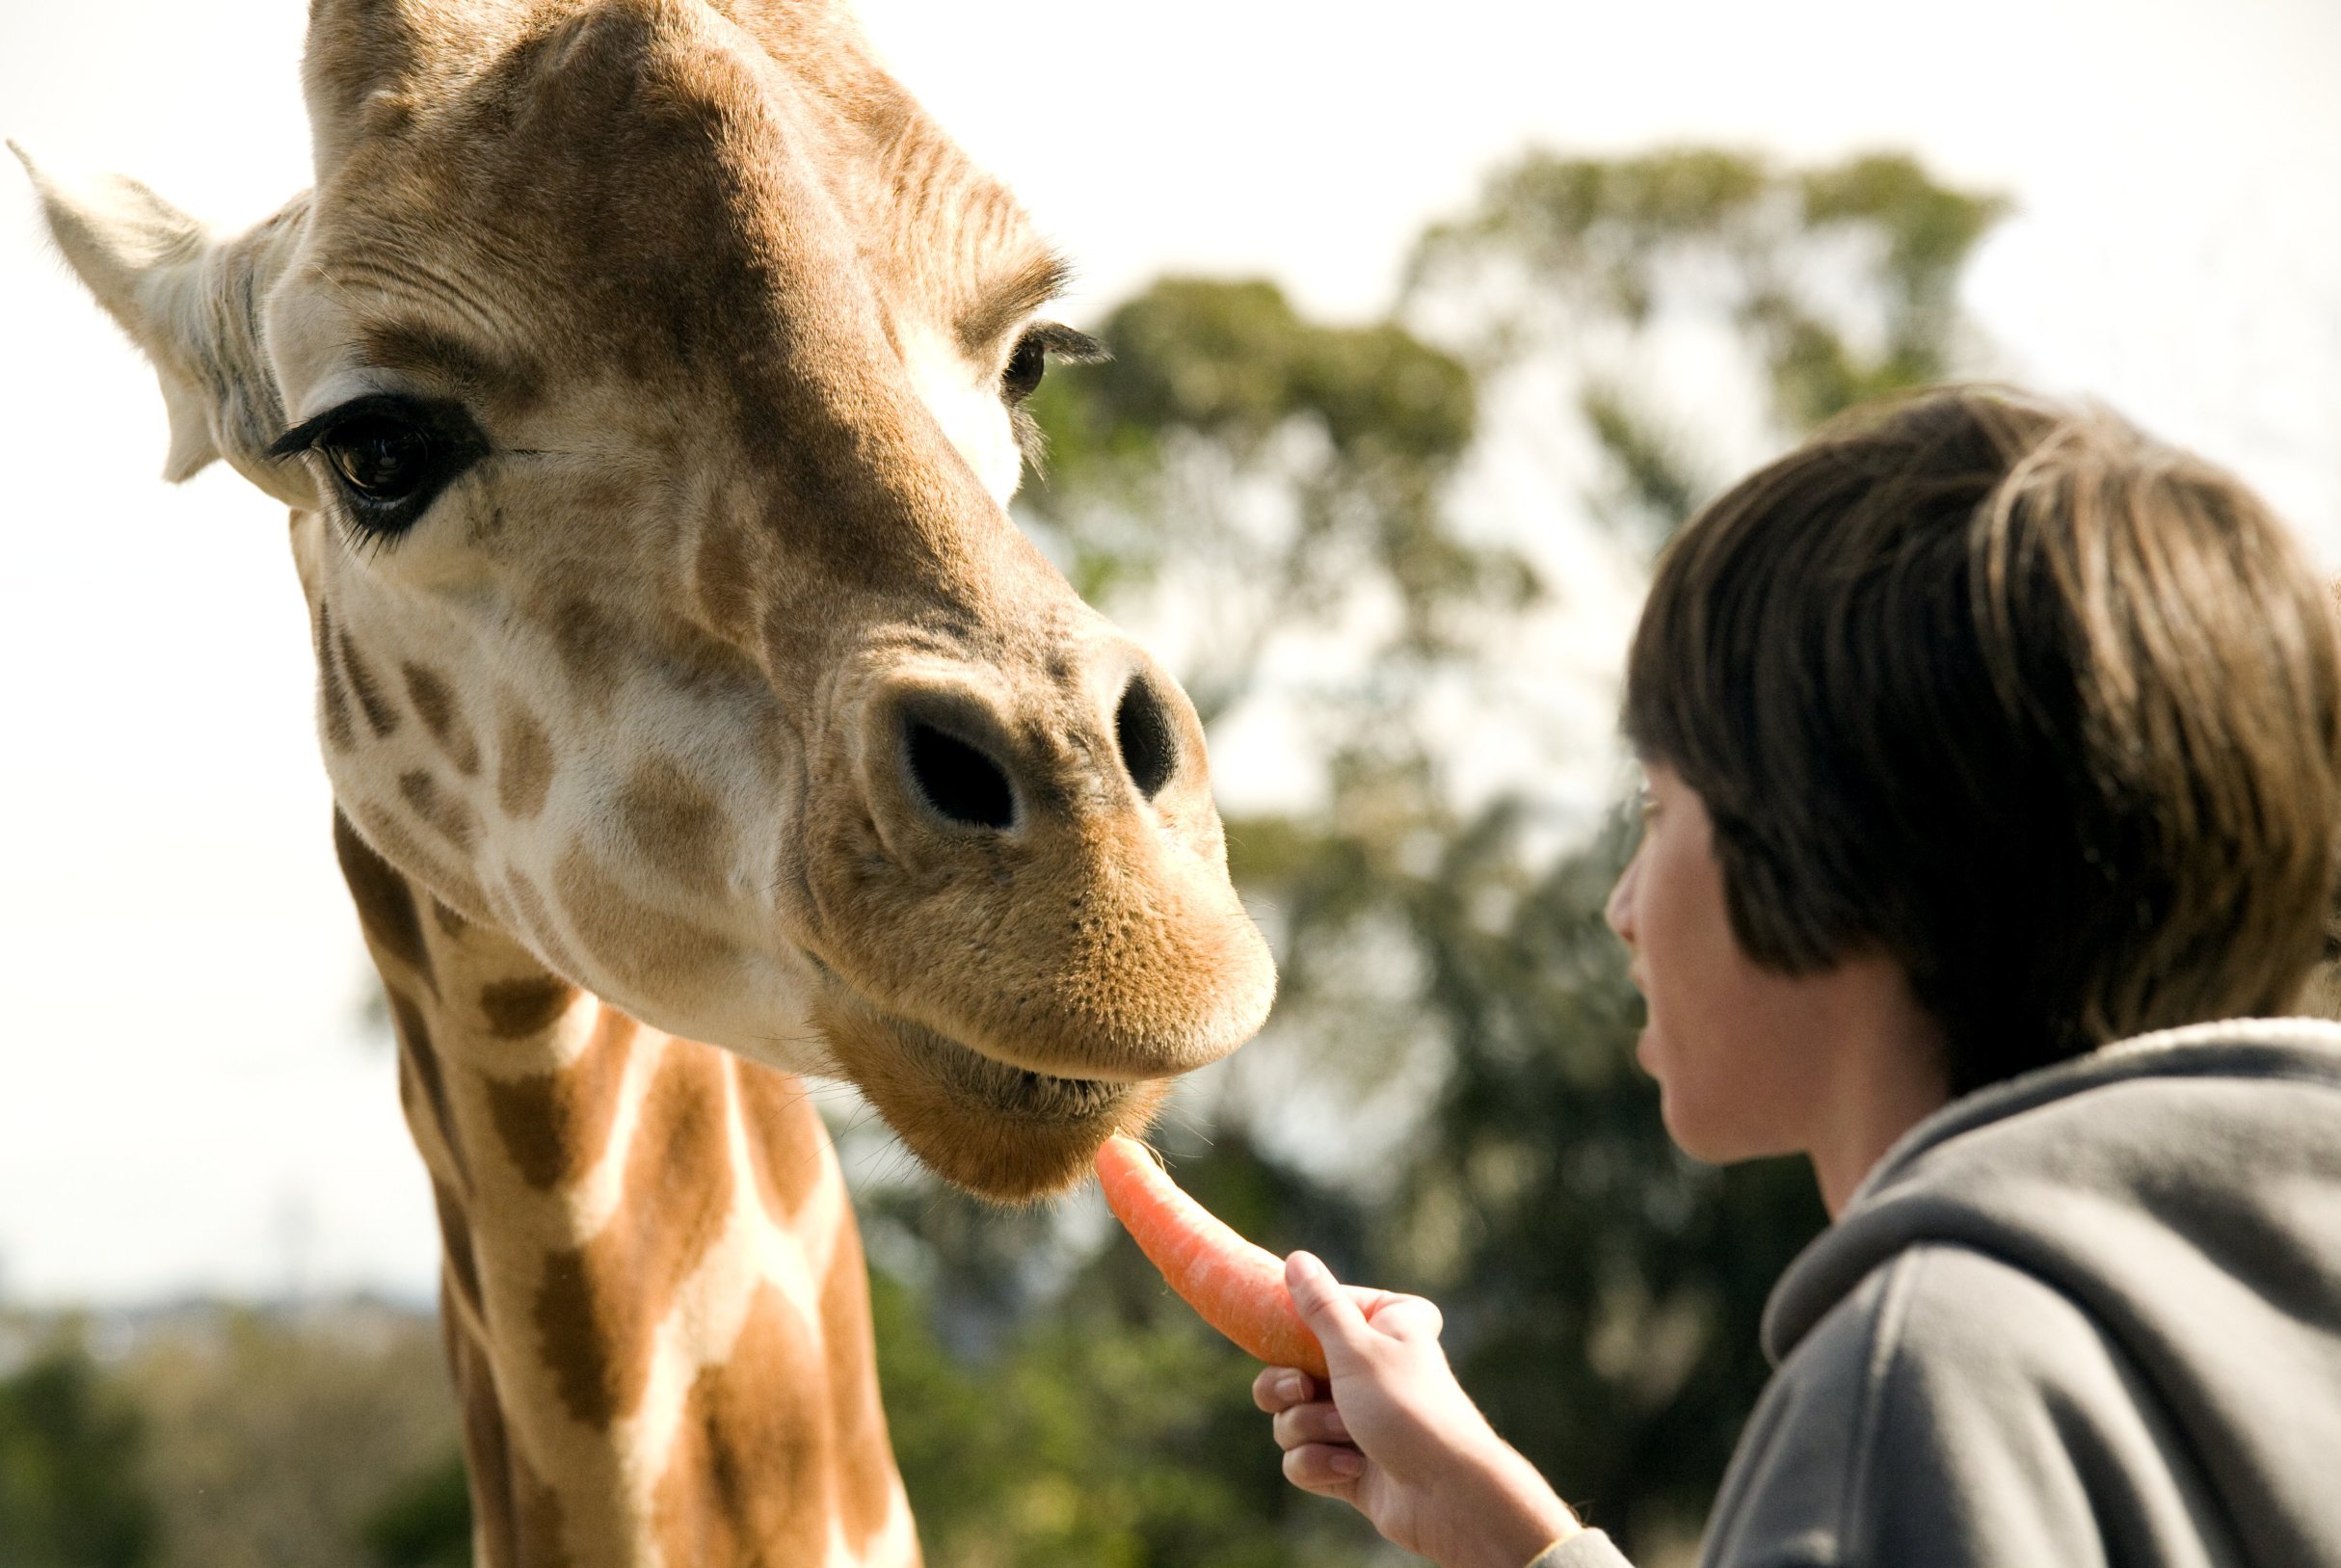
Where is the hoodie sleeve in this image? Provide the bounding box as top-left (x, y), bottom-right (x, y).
top-left (1525, 1528), bottom-right (1634, 1568)
top-left (1705, 1244), bottom-right (2228, 1568)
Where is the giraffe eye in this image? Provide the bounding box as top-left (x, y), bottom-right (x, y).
top-left (1002, 333), bottom-right (1048, 403)
top-left (999, 322), bottom-right (1106, 408)
top-left (270, 393), bottom-right (489, 544)
top-left (326, 414), bottom-right (435, 500)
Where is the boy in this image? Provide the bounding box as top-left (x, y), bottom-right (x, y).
top-left (1257, 387), bottom-right (2341, 1567)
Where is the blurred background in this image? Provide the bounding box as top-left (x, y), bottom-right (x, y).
top-left (4, 1), bottom-right (2338, 1564)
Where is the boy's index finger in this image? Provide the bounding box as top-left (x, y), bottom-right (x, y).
top-left (1348, 1286), bottom-right (1423, 1319)
top-left (1333, 1282), bottom-right (1447, 1342)
top-left (1362, 1293), bottom-right (1445, 1342)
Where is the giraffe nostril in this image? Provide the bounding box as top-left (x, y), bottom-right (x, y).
top-left (1115, 676), bottom-right (1178, 800)
top-left (905, 720), bottom-right (1016, 830)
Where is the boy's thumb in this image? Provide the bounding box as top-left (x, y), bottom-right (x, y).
top-left (1285, 1252), bottom-right (1374, 1371)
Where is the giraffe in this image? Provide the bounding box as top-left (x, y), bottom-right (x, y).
top-left (18, 0), bottom-right (1277, 1562)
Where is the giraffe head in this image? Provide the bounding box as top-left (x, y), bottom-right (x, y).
top-left (22, 0), bottom-right (1275, 1199)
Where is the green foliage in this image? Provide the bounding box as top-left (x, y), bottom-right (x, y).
top-left (1412, 146), bottom-right (2004, 415)
top-left (872, 1264), bottom-right (1376, 1568)
top-left (1023, 277), bottom-right (1530, 724)
top-left (1045, 278), bottom-right (1475, 466)
top-left (0, 1338), bottom-right (160, 1568)
top-left (1411, 146), bottom-right (2008, 536)
top-left (0, 1307), bottom-right (466, 1568)
top-left (359, 1448), bottom-right (471, 1568)
top-left (120, 1307), bottom-right (463, 1568)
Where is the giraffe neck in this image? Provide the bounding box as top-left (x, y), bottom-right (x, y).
top-left (334, 811), bottom-right (919, 1568)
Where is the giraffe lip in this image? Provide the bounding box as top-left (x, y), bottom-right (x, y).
top-left (811, 970), bottom-right (1133, 1123)
top-left (915, 1027), bottom-right (1131, 1122)
top-left (806, 977), bottom-right (1173, 1199)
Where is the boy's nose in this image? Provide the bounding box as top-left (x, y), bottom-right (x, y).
top-left (1605, 845), bottom-right (1642, 946)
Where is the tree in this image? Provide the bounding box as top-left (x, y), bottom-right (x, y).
top-left (120, 1306), bottom-right (463, 1568)
top-left (359, 1448), bottom-right (471, 1568)
top-left (1021, 275), bottom-right (1527, 731)
top-left (1408, 147), bottom-right (2008, 539)
top-left (0, 1337), bottom-right (161, 1568)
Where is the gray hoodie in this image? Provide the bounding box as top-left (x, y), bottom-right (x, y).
top-left (1534, 1018), bottom-right (2341, 1568)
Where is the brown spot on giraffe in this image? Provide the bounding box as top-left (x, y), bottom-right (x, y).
top-left (533, 1042), bottom-right (733, 1429)
top-left (336, 623), bottom-right (400, 738)
top-left (496, 704), bottom-right (555, 821)
top-left (388, 988), bottom-right (468, 1183)
top-left (819, 1190), bottom-right (899, 1553)
top-left (445, 1303), bottom-right (575, 1568)
top-left (400, 768), bottom-right (483, 853)
top-left (553, 845), bottom-right (745, 993)
top-left (734, 1059), bottom-right (826, 1224)
top-left (652, 1283), bottom-right (832, 1568)
top-left (394, 1050), bottom-right (432, 1167)
top-left (483, 1008), bottom-right (637, 1191)
top-left (617, 757), bottom-right (734, 892)
top-left (354, 803), bottom-right (490, 925)
top-left (432, 1177), bottom-right (485, 1320)
top-left (548, 595), bottom-right (625, 690)
top-left (315, 600), bottom-right (356, 753)
top-left (333, 809), bottom-right (430, 982)
top-left (479, 975), bottom-right (577, 1040)
top-left (444, 1294), bottom-right (520, 1568)
top-left (432, 896), bottom-right (470, 939)
top-left (403, 660), bottom-right (483, 775)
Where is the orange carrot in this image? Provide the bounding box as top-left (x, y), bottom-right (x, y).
top-left (1094, 1133), bottom-right (1329, 1380)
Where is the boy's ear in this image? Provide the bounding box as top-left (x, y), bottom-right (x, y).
top-left (13, 142), bottom-right (317, 506)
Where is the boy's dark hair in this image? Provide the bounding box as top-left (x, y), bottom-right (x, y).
top-left (1625, 385), bottom-right (2341, 1094)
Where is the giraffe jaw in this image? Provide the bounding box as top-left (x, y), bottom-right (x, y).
top-left (808, 983), bottom-right (1169, 1201)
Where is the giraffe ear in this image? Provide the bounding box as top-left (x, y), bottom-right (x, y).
top-left (13, 144), bottom-right (318, 505)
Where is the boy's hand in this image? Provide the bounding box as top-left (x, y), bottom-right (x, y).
top-left (1256, 1251), bottom-right (1581, 1568)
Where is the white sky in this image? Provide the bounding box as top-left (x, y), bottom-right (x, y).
top-left (3, 0), bottom-right (2337, 1305)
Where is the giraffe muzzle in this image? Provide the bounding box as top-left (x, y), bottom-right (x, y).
top-left (790, 637), bottom-right (1275, 1147)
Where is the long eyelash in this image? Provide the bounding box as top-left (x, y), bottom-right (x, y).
top-left (323, 494), bottom-right (402, 564)
top-left (266, 391), bottom-right (427, 461)
top-left (1028, 323), bottom-right (1108, 364)
top-left (329, 461), bottom-right (486, 560)
top-left (1011, 405), bottom-right (1049, 472)
top-left (1009, 324), bottom-right (1107, 478)
top-left (267, 410), bottom-right (340, 461)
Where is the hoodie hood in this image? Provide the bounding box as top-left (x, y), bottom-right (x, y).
top-left (1764, 1017), bottom-right (2341, 1552)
